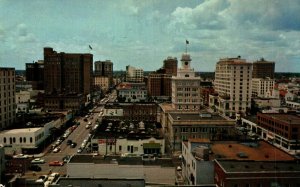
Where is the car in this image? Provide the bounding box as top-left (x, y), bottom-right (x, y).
top-left (36, 175), bottom-right (48, 183)
top-left (62, 155), bottom-right (71, 163)
top-left (66, 140), bottom-right (72, 145)
top-left (88, 121), bottom-right (92, 125)
top-left (49, 160), bottom-right (64, 166)
top-left (53, 147), bottom-right (60, 153)
top-left (77, 148), bottom-right (82, 153)
top-left (70, 142), bottom-right (77, 148)
top-left (31, 158), bottom-right (45, 164)
top-left (85, 124), bottom-right (90, 129)
top-left (28, 164), bottom-right (42, 171)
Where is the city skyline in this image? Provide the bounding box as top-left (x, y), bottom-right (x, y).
top-left (1, 0), bottom-right (300, 72)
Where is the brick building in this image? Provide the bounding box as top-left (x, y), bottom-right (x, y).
top-left (43, 47), bottom-right (93, 111)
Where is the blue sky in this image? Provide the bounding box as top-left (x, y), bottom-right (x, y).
top-left (0, 0), bottom-right (300, 72)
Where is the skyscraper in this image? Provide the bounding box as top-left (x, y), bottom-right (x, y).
top-left (210, 56), bottom-right (252, 116)
top-left (171, 53), bottom-right (201, 111)
top-left (0, 68), bottom-right (15, 129)
top-left (43, 47), bottom-right (93, 111)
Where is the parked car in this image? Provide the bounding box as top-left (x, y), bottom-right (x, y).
top-left (62, 155), bottom-right (71, 163)
top-left (70, 142), bottom-right (77, 148)
top-left (31, 158), bottom-right (45, 164)
top-left (53, 147), bottom-right (61, 153)
top-left (49, 160), bottom-right (64, 166)
top-left (28, 164), bottom-right (41, 171)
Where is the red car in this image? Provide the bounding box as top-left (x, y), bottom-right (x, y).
top-left (49, 161), bottom-right (64, 166)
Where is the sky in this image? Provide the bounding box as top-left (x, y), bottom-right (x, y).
top-left (0, 0), bottom-right (300, 72)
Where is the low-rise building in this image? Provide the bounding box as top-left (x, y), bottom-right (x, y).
top-left (241, 113), bottom-right (300, 154)
top-left (67, 155), bottom-right (175, 185)
top-left (181, 139), bottom-right (295, 186)
top-left (116, 82), bottom-right (147, 102)
top-left (163, 110), bottom-right (235, 151)
top-left (91, 119), bottom-right (164, 156)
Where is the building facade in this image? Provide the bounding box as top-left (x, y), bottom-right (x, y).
top-left (147, 72), bottom-right (172, 97)
top-left (116, 82), bottom-right (147, 102)
top-left (252, 77), bottom-right (275, 98)
top-left (43, 47), bottom-right (93, 111)
top-left (94, 60), bottom-right (113, 87)
top-left (252, 58), bottom-right (275, 79)
top-left (94, 75), bottom-right (110, 93)
top-left (210, 57), bottom-right (252, 117)
top-left (171, 53), bottom-right (202, 111)
top-left (163, 56), bottom-right (178, 76)
top-left (0, 68), bottom-right (16, 129)
top-left (25, 60), bottom-right (44, 90)
top-left (125, 65), bottom-right (144, 83)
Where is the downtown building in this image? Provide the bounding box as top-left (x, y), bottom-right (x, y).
top-left (252, 58), bottom-right (275, 98)
top-left (147, 56), bottom-right (178, 99)
top-left (94, 60), bottom-right (113, 88)
top-left (43, 47), bottom-right (93, 112)
top-left (171, 53), bottom-right (202, 111)
top-left (0, 68), bottom-right (15, 130)
top-left (209, 56), bottom-right (252, 117)
top-left (25, 60), bottom-right (44, 90)
top-left (125, 65), bottom-right (144, 83)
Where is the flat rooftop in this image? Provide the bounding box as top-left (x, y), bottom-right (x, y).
top-left (211, 141), bottom-right (295, 161)
top-left (169, 112), bottom-right (230, 121)
top-left (0, 127), bottom-right (41, 134)
top-left (259, 113), bottom-right (300, 125)
top-left (217, 160), bottom-right (300, 173)
top-left (70, 155), bottom-right (174, 167)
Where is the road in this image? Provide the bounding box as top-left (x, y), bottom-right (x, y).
top-left (23, 93), bottom-right (115, 179)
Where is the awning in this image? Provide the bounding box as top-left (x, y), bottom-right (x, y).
top-left (143, 143), bottom-right (161, 149)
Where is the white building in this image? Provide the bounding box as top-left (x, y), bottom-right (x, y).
top-left (117, 82), bottom-right (147, 102)
top-left (209, 57), bottom-right (252, 117)
top-left (252, 78), bottom-right (275, 98)
top-left (95, 137), bottom-right (165, 156)
top-left (181, 139), bottom-right (214, 185)
top-left (0, 128), bottom-right (44, 154)
top-left (0, 120), bottom-right (55, 154)
top-left (0, 68), bottom-right (16, 129)
top-left (171, 53), bottom-right (202, 111)
top-left (126, 65), bottom-right (144, 83)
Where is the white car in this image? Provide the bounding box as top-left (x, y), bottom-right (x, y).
top-left (53, 147), bottom-right (61, 153)
top-left (31, 158), bottom-right (45, 164)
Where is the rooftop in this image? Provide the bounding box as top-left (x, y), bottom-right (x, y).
top-left (169, 112), bottom-right (229, 121)
top-left (211, 141), bottom-right (295, 161)
top-left (93, 119), bottom-right (163, 140)
top-left (0, 127), bottom-right (41, 134)
top-left (217, 160), bottom-right (300, 173)
top-left (258, 113), bottom-right (300, 125)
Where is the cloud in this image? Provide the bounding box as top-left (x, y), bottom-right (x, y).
top-left (224, 0), bottom-right (300, 31)
top-left (15, 23), bottom-right (37, 43)
top-left (170, 0), bottom-right (229, 30)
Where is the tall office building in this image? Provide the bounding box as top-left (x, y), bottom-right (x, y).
top-left (25, 60), bottom-right (44, 90)
top-left (147, 71), bottom-right (172, 97)
top-left (125, 65), bottom-right (144, 83)
top-left (163, 57), bottom-right (178, 76)
top-left (94, 60), bottom-right (113, 87)
top-left (0, 68), bottom-right (15, 129)
top-left (43, 47), bottom-right (93, 111)
top-left (252, 58), bottom-right (275, 79)
top-left (210, 56), bottom-right (252, 116)
top-left (171, 53), bottom-right (201, 111)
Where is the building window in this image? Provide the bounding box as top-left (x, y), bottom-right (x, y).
top-left (119, 145), bottom-right (122, 151)
top-left (13, 137), bottom-right (16, 143)
top-left (30, 137), bottom-right (33, 143)
top-left (20, 137), bottom-right (22, 143)
top-left (3, 137), bottom-right (6, 143)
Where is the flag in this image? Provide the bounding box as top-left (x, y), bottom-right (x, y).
top-left (89, 45), bottom-right (93, 50)
top-left (186, 40), bottom-right (189, 44)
